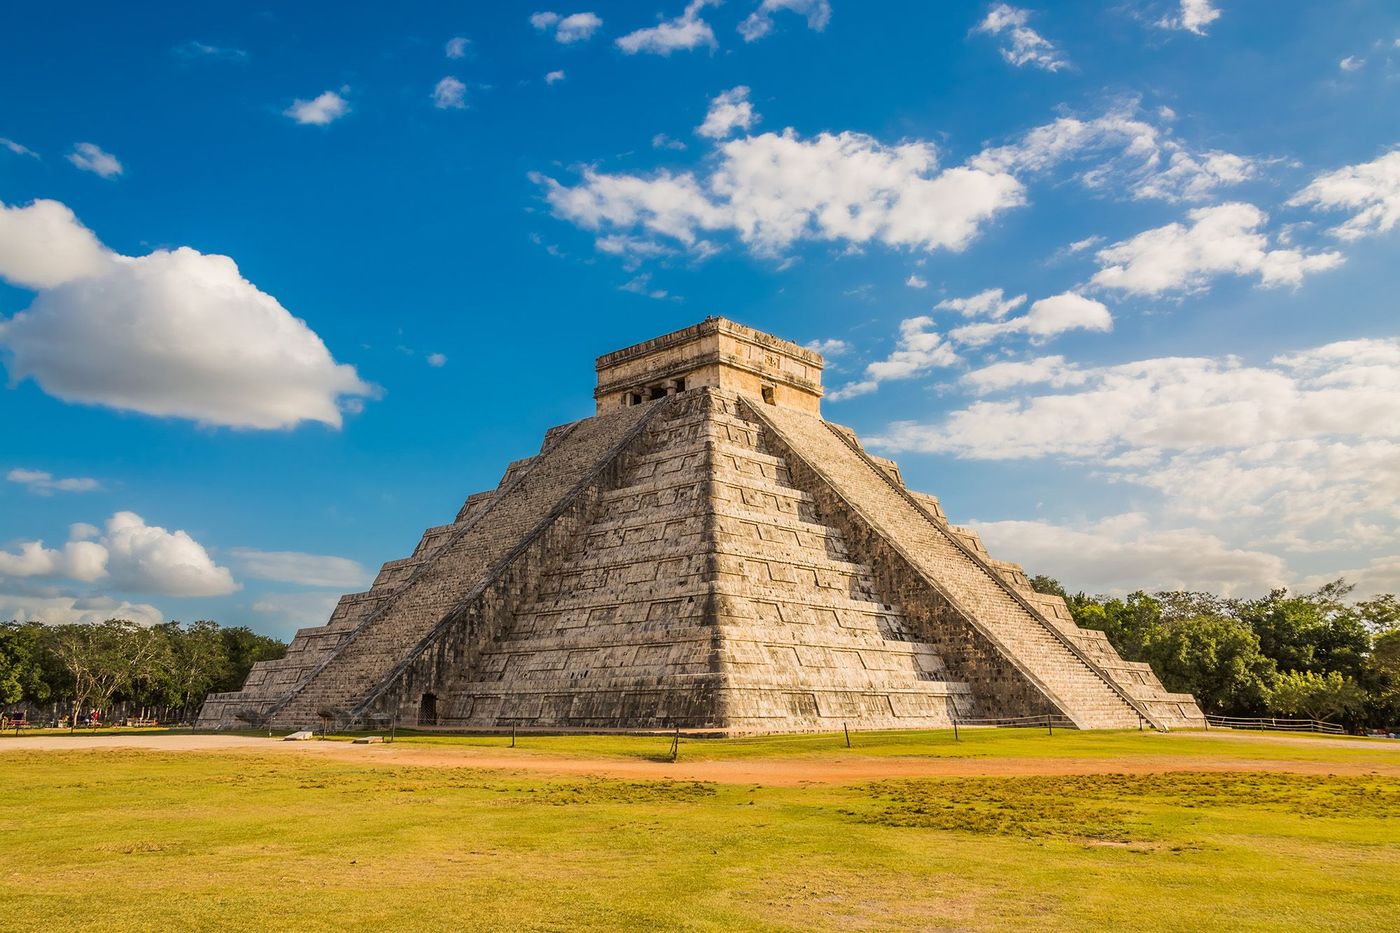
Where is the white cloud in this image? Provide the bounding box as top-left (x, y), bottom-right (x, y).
top-left (427, 352), bottom-right (448, 367)
top-left (949, 292), bottom-right (1112, 346)
top-left (432, 76), bottom-right (467, 109)
top-left (1339, 55), bottom-right (1365, 72)
top-left (875, 337), bottom-right (1400, 462)
top-left (738, 0), bottom-right (832, 42)
top-left (874, 338), bottom-right (1400, 587)
top-left (960, 354), bottom-right (1087, 395)
top-left (230, 548), bottom-right (371, 589)
top-left (971, 513), bottom-right (1287, 596)
top-left (284, 90), bottom-right (349, 126)
top-left (697, 86), bottom-right (759, 140)
top-left (617, 0), bottom-right (719, 55)
top-left (0, 199), bottom-right (110, 290)
top-left (651, 133), bottom-right (687, 150)
top-left (103, 511), bottom-right (236, 596)
top-left (0, 593), bottom-right (164, 627)
top-left (1, 137), bottom-right (38, 158)
top-left (536, 128), bottom-right (1024, 257)
top-left (936, 287), bottom-right (1026, 319)
top-left (1158, 0), bottom-right (1222, 36)
top-left (0, 199), bottom-right (372, 429)
top-left (829, 316), bottom-right (960, 400)
top-left (6, 468), bottom-right (99, 495)
top-left (0, 537), bottom-right (108, 582)
top-left (558, 12), bottom-right (604, 42)
top-left (906, 274), bottom-right (928, 289)
top-left (1091, 202), bottom-right (1343, 295)
top-left (619, 272), bottom-right (669, 299)
top-left (532, 11), bottom-right (604, 42)
top-left (545, 70), bottom-right (567, 85)
top-left (67, 142), bottom-right (122, 178)
top-left (445, 36), bottom-right (469, 59)
top-left (0, 511), bottom-right (235, 597)
top-left (803, 338), bottom-right (849, 357)
top-left (1288, 148), bottom-right (1400, 242)
top-left (974, 4), bottom-right (1069, 72)
top-left (972, 104), bottom-right (1257, 203)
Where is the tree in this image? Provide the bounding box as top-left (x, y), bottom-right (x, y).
top-left (0, 623), bottom-right (49, 707)
top-left (1067, 591), bottom-right (1163, 661)
top-left (1029, 575), bottom-right (1066, 598)
top-left (1232, 580), bottom-right (1370, 679)
top-left (216, 626), bottom-right (286, 694)
top-left (1139, 613), bottom-right (1277, 714)
top-left (165, 621), bottom-right (232, 718)
top-left (1265, 670), bottom-right (1366, 722)
top-left (50, 620), bottom-right (166, 723)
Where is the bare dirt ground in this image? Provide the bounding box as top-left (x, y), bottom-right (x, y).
top-left (3, 731), bottom-right (1398, 784)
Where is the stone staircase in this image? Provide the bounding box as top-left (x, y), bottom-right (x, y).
top-left (746, 398), bottom-right (1160, 730)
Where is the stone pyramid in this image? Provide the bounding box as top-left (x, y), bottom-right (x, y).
top-left (199, 318), bottom-right (1204, 733)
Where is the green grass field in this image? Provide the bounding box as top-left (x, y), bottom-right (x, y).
top-left (3, 730), bottom-right (1398, 931)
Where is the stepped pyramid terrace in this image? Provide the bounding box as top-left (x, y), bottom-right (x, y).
top-left (198, 318), bottom-right (1205, 733)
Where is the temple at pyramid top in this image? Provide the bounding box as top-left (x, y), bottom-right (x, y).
top-left (596, 316), bottom-right (824, 414)
top-left (200, 317), bottom-right (1204, 735)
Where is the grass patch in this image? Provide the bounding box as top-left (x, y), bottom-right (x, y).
top-left (3, 741), bottom-right (1399, 931)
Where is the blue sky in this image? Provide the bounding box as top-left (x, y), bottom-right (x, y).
top-left (2, 1), bottom-right (1397, 638)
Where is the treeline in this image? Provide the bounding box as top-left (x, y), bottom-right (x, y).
top-left (1033, 577), bottom-right (1400, 729)
top-left (0, 619), bottom-right (286, 726)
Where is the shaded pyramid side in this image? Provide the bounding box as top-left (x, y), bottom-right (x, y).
top-left (197, 399), bottom-right (667, 729)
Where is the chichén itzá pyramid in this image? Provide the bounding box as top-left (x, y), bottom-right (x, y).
top-left (199, 318), bottom-right (1205, 733)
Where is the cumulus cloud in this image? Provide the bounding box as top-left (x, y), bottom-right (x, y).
top-left (949, 292), bottom-right (1112, 346)
top-left (67, 142), bottom-right (122, 178)
top-left (617, 0), bottom-right (719, 55)
top-left (972, 513), bottom-right (1287, 596)
top-left (535, 128), bottom-right (1024, 257)
top-left (284, 90), bottom-right (349, 126)
top-left (0, 200), bottom-right (110, 289)
top-left (426, 352), bottom-right (448, 367)
top-left (532, 11), bottom-right (604, 43)
top-left (0, 199), bottom-right (372, 429)
top-left (432, 76), bottom-right (467, 109)
top-left (651, 133), bottom-right (687, 151)
top-left (906, 274), bottom-right (928, 289)
top-left (0, 512), bottom-right (235, 597)
top-left (876, 337), bottom-right (1400, 462)
top-left (103, 512), bottom-right (237, 596)
top-left (803, 338), bottom-right (849, 357)
top-left (1288, 148), bottom-right (1400, 242)
top-left (545, 70), bottom-right (567, 84)
top-left (0, 593), bottom-right (164, 627)
top-left (738, 0), bottom-right (832, 42)
top-left (875, 337), bottom-right (1400, 586)
top-left (6, 468), bottom-right (99, 495)
top-left (1091, 202), bottom-right (1343, 295)
top-left (972, 104), bottom-right (1257, 203)
top-left (973, 4), bottom-right (1068, 72)
top-left (1158, 0), bottom-right (1222, 36)
top-left (445, 36), bottom-right (469, 59)
top-left (697, 86), bottom-right (759, 139)
top-left (936, 287), bottom-right (1026, 319)
top-left (230, 548), bottom-right (371, 589)
top-left (828, 316), bottom-right (960, 400)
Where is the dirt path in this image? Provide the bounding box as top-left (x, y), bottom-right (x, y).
top-left (4, 732), bottom-right (1398, 784)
